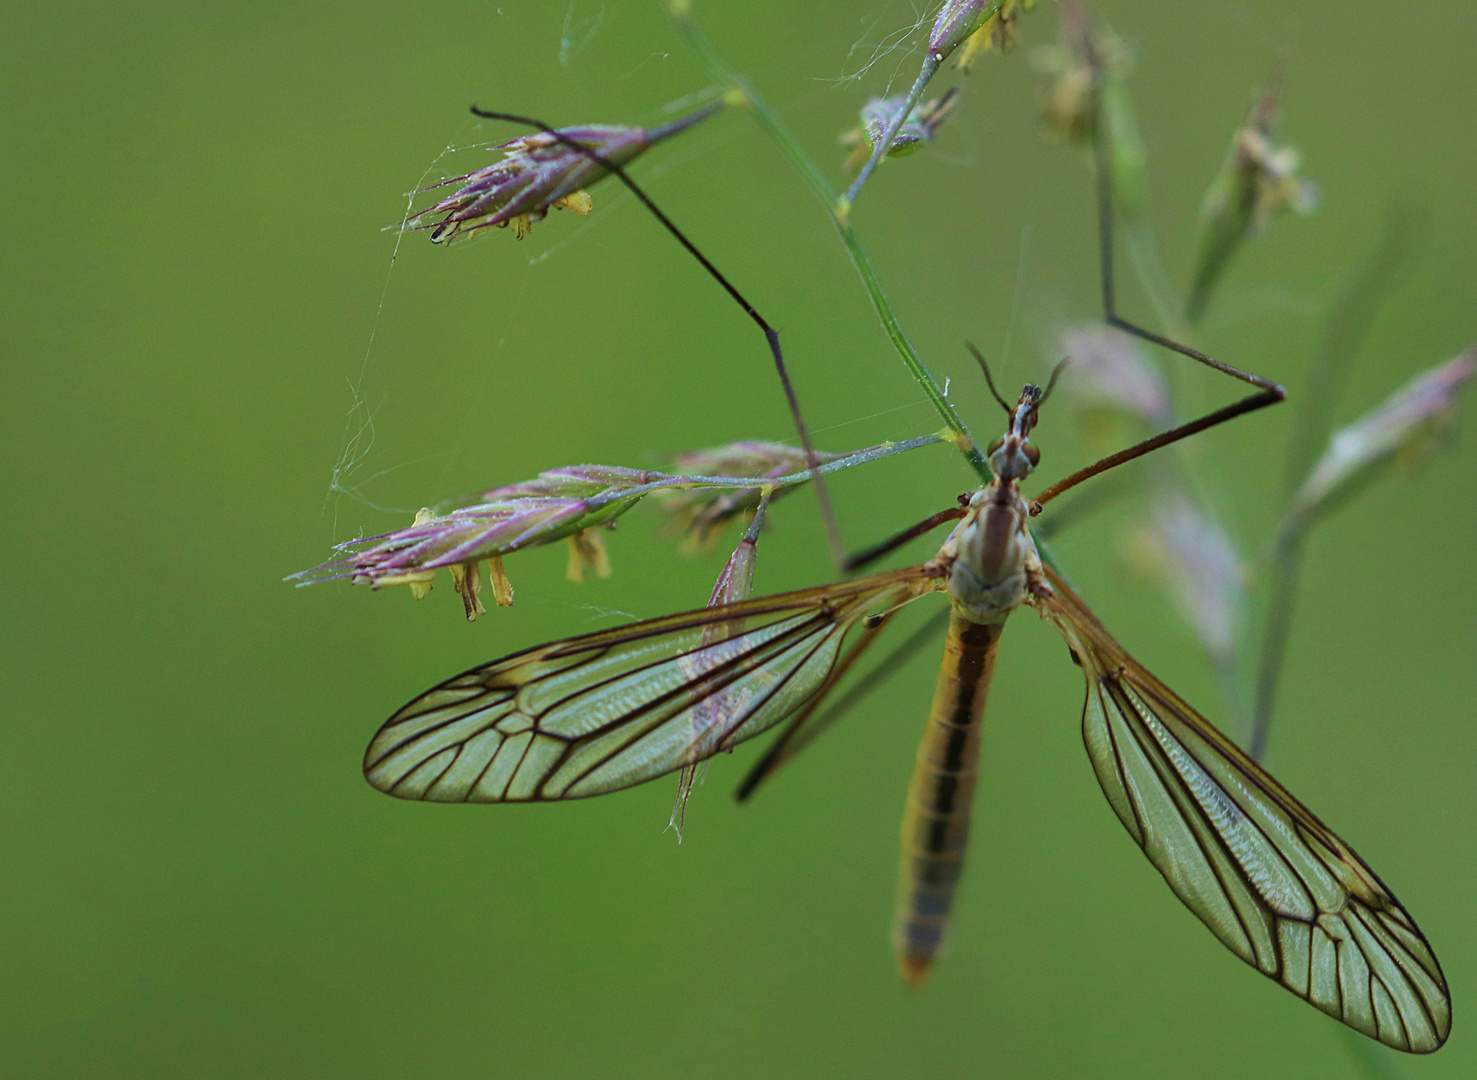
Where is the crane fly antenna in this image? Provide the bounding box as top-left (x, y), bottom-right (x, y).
top-left (468, 106), bottom-right (846, 570)
top-left (966, 342), bottom-right (1013, 414)
top-left (1039, 356), bottom-right (1070, 405)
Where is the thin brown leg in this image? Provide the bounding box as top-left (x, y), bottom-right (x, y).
top-left (842, 505), bottom-right (967, 573)
top-left (1033, 389), bottom-right (1281, 507)
top-left (1035, 70), bottom-right (1290, 507)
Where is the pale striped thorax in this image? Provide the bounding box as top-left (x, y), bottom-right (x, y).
top-left (934, 385), bottom-right (1046, 625)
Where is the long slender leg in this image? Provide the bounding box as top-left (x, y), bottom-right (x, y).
top-left (1091, 109), bottom-right (1283, 396)
top-left (1036, 86), bottom-right (1288, 506)
top-left (734, 502), bottom-right (969, 801)
top-left (843, 505), bottom-right (967, 573)
top-left (1033, 391), bottom-right (1278, 507)
top-left (734, 611), bottom-right (894, 802)
top-left (469, 107), bottom-right (845, 568)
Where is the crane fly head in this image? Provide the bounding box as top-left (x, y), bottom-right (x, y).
top-left (987, 384), bottom-right (1044, 482)
top-left (971, 350), bottom-right (1068, 484)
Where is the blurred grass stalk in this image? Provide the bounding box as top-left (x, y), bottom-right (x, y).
top-left (1091, 26), bottom-right (1183, 337)
top-left (1037, 2), bottom-right (1183, 336)
top-left (1253, 347), bottom-right (1476, 761)
top-left (1186, 72), bottom-right (1319, 326)
top-left (1246, 343), bottom-right (1473, 1080)
top-left (1049, 13), bottom-right (1470, 1076)
top-left (841, 89), bottom-right (959, 173)
top-left (1221, 204), bottom-right (1468, 1077)
top-left (1041, 15), bottom-right (1465, 1066)
top-left (1050, 3), bottom-right (1254, 724)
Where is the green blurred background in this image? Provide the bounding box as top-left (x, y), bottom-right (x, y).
top-left (3, 1), bottom-right (1474, 1076)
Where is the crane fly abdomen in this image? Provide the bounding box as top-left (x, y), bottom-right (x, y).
top-left (894, 612), bottom-right (1004, 984)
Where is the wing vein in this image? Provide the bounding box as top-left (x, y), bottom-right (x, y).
top-left (558, 623), bottom-right (842, 796)
top-left (1033, 565), bottom-right (1449, 1052)
top-left (1105, 675), bottom-right (1264, 965)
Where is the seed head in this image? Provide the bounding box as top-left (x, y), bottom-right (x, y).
top-left (290, 464), bottom-right (662, 616)
top-left (1188, 76), bottom-right (1318, 321)
top-left (405, 104), bottom-right (720, 244)
top-left (655, 441), bottom-right (840, 551)
top-left (842, 90), bottom-right (959, 171)
top-left (670, 496), bottom-right (770, 843)
top-left (955, 0), bottom-right (1037, 72)
top-left (705, 506), bottom-right (764, 610)
top-left (1058, 325), bottom-right (1170, 428)
top-left (929, 0), bottom-right (997, 64)
top-left (1285, 350), bottom-right (1476, 537)
top-left (1132, 494), bottom-right (1243, 663)
top-left (1033, 3), bottom-right (1127, 146)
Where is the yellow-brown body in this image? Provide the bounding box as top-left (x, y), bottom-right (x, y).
top-left (894, 395), bottom-right (1042, 982)
top-left (894, 613), bottom-right (1002, 983)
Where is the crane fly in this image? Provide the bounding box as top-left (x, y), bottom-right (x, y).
top-left (361, 379), bottom-right (1449, 1053)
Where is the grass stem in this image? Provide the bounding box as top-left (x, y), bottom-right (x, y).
top-left (670, 5), bottom-right (990, 484)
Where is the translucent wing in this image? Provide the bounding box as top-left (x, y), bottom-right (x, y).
top-left (365, 567), bottom-right (942, 803)
top-left (1034, 566), bottom-right (1450, 1053)
top-left (735, 605), bottom-right (951, 802)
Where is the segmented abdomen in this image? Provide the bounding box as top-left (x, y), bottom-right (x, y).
top-left (893, 612), bottom-right (1002, 984)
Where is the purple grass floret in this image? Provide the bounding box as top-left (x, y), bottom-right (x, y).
top-left (656, 441), bottom-right (842, 550)
top-left (294, 466), bottom-right (659, 598)
top-left (404, 104), bottom-right (721, 243)
top-left (288, 435), bottom-right (942, 620)
top-left (1284, 349), bottom-right (1477, 536)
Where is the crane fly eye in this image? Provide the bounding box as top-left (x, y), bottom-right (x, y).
top-left (1023, 443), bottom-right (1040, 466)
top-left (987, 437), bottom-right (1004, 455)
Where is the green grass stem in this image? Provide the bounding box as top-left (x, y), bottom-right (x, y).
top-left (670, 4), bottom-right (990, 484)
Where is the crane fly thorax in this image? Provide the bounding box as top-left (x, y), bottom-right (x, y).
top-left (937, 381), bottom-right (1046, 624)
top-left (938, 482), bottom-right (1039, 625)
